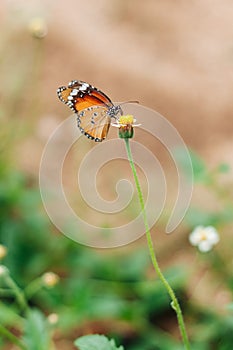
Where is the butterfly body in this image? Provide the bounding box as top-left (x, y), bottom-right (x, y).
top-left (57, 80), bottom-right (122, 141)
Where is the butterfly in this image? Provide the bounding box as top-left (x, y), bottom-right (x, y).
top-left (57, 80), bottom-right (123, 142)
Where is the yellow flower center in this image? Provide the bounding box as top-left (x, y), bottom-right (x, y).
top-left (200, 231), bottom-right (207, 241)
top-left (119, 115), bottom-right (134, 125)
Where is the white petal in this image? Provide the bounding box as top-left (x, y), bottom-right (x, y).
top-left (189, 233), bottom-right (199, 246)
top-left (198, 241), bottom-right (212, 252)
top-left (111, 123), bottom-right (121, 128)
top-left (189, 226), bottom-right (204, 245)
top-left (205, 226), bottom-right (220, 244)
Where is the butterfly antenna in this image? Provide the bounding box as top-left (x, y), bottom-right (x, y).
top-left (118, 100), bottom-right (139, 106)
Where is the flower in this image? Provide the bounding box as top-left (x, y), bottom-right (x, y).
top-left (0, 245), bottom-right (7, 259)
top-left (111, 115), bottom-right (141, 139)
top-left (28, 17), bottom-right (48, 39)
top-left (42, 272), bottom-right (59, 287)
top-left (189, 225), bottom-right (220, 252)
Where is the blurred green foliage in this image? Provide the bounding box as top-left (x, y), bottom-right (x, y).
top-left (0, 158), bottom-right (233, 349)
top-left (175, 148), bottom-right (233, 229)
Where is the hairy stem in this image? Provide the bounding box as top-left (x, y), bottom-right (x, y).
top-left (124, 138), bottom-right (191, 350)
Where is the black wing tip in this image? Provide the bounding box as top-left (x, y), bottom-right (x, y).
top-left (57, 86), bottom-right (66, 101)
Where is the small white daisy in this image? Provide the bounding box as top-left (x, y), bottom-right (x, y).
top-left (189, 225), bottom-right (220, 252)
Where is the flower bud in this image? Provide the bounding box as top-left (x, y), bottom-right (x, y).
top-left (28, 17), bottom-right (48, 39)
top-left (0, 245), bottom-right (7, 259)
top-left (42, 272), bottom-right (59, 287)
top-left (48, 313), bottom-right (59, 325)
top-left (119, 124), bottom-right (134, 139)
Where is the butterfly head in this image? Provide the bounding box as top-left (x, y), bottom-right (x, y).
top-left (107, 104), bottom-right (123, 119)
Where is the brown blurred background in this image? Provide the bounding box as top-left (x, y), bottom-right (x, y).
top-left (2, 0), bottom-right (233, 171)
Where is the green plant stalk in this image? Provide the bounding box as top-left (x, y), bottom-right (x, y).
top-left (4, 275), bottom-right (28, 312)
top-left (124, 138), bottom-right (191, 350)
top-left (24, 277), bottom-right (44, 300)
top-left (0, 288), bottom-right (14, 297)
top-left (0, 324), bottom-right (27, 350)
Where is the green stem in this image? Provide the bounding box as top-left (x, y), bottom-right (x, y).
top-left (4, 275), bottom-right (28, 312)
top-left (0, 288), bottom-right (14, 297)
top-left (24, 277), bottom-right (44, 300)
top-left (124, 138), bottom-right (191, 350)
top-left (0, 324), bottom-right (27, 350)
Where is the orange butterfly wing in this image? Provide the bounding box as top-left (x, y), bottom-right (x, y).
top-left (57, 80), bottom-right (112, 113)
top-left (57, 80), bottom-right (120, 141)
top-left (78, 105), bottom-right (111, 141)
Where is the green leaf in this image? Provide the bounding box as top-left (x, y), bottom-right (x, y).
top-left (226, 303), bottom-right (233, 312)
top-left (0, 302), bottom-right (23, 326)
top-left (173, 147), bottom-right (209, 183)
top-left (74, 334), bottom-right (124, 350)
top-left (23, 309), bottom-right (51, 350)
top-left (186, 205), bottom-right (233, 227)
top-left (188, 150), bottom-right (209, 183)
top-left (217, 163), bottom-right (231, 173)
